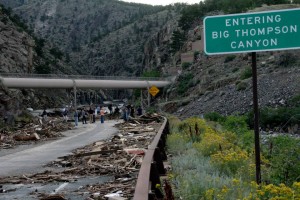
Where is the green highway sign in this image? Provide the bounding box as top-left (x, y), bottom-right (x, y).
top-left (203, 8), bottom-right (300, 55)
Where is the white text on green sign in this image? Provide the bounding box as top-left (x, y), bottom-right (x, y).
top-left (204, 8), bottom-right (300, 55)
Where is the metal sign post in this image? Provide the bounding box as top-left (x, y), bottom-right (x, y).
top-left (251, 52), bottom-right (261, 184)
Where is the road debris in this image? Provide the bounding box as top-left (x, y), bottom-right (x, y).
top-left (0, 114), bottom-right (165, 199)
top-left (0, 116), bottom-right (74, 150)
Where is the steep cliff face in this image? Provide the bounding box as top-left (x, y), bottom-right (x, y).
top-left (0, 0), bottom-right (180, 76)
top-left (0, 7), bottom-right (71, 117)
top-left (0, 9), bottom-right (34, 73)
top-left (143, 22), bottom-right (178, 72)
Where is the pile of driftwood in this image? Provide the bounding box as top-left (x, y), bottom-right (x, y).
top-left (0, 117), bottom-right (73, 150)
top-left (0, 114), bottom-right (164, 200)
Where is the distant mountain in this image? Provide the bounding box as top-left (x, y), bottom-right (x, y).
top-left (0, 4), bottom-right (73, 74)
top-left (0, 0), bottom-right (181, 76)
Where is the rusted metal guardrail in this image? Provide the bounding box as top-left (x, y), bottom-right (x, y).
top-left (133, 117), bottom-right (169, 200)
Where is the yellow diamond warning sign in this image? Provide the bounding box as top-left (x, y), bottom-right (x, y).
top-left (149, 85), bottom-right (160, 97)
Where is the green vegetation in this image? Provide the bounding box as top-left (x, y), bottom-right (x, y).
top-left (236, 81), bottom-right (248, 91)
top-left (224, 55), bottom-right (236, 63)
top-left (277, 53), bottom-right (297, 67)
top-left (240, 67), bottom-right (252, 80)
top-left (49, 47), bottom-right (64, 60)
top-left (167, 115), bottom-right (300, 199)
top-left (169, 30), bottom-right (186, 54)
top-left (177, 73), bottom-right (194, 95)
top-left (263, 136), bottom-right (300, 185)
top-left (288, 95), bottom-right (300, 107)
top-left (257, 107), bottom-right (300, 131)
top-left (232, 67), bottom-right (239, 73)
top-left (16, 111), bottom-right (33, 123)
top-left (0, 4), bottom-right (30, 33)
top-left (35, 63), bottom-right (51, 74)
top-left (142, 69), bottom-right (161, 78)
top-left (194, 51), bottom-right (200, 59)
top-left (181, 62), bottom-right (191, 70)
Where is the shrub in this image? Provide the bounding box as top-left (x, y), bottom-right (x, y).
top-left (145, 106), bottom-right (157, 114)
top-left (181, 62), bottom-right (191, 70)
top-left (178, 117), bottom-right (207, 142)
top-left (193, 131), bottom-right (234, 157)
top-left (171, 149), bottom-right (233, 200)
top-left (222, 115), bottom-right (249, 135)
top-left (265, 136), bottom-right (300, 185)
top-left (177, 73), bottom-right (194, 95)
top-left (35, 64), bottom-right (51, 74)
top-left (240, 67), bottom-right (252, 80)
top-left (276, 53), bottom-right (296, 67)
top-left (224, 55), bottom-right (236, 63)
top-left (167, 115), bottom-right (300, 200)
top-left (288, 95), bottom-right (300, 107)
top-left (142, 69), bottom-right (161, 77)
top-left (49, 47), bottom-right (63, 59)
top-left (211, 148), bottom-right (250, 176)
top-left (167, 133), bottom-right (190, 155)
top-left (194, 51), bottom-right (200, 59)
top-left (232, 67), bottom-right (239, 73)
top-left (236, 81), bottom-right (248, 91)
top-left (204, 112), bottom-right (225, 123)
top-left (259, 107), bottom-right (300, 130)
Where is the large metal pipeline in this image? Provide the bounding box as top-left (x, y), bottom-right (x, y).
top-left (0, 77), bottom-right (171, 89)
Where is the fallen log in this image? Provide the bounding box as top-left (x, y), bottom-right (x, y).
top-left (14, 133), bottom-right (40, 141)
top-left (40, 194), bottom-right (66, 200)
top-left (58, 149), bottom-right (118, 159)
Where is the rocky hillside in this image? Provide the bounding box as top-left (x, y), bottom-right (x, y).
top-left (0, 0), bottom-right (181, 76)
top-left (0, 6), bottom-right (73, 118)
top-left (163, 4), bottom-right (300, 118)
top-left (164, 50), bottom-right (300, 118)
top-left (0, 4), bottom-right (74, 74)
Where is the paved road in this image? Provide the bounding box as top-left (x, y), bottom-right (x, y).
top-left (0, 121), bottom-right (118, 177)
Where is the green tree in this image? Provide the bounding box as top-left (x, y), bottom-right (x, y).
top-left (178, 4), bottom-right (205, 31)
top-left (169, 30), bottom-right (185, 54)
top-left (142, 70), bottom-right (161, 77)
top-left (35, 64), bottom-right (51, 74)
top-left (34, 38), bottom-right (45, 57)
top-left (49, 47), bottom-right (63, 59)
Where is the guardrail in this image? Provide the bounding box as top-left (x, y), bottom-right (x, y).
top-left (133, 117), bottom-right (170, 200)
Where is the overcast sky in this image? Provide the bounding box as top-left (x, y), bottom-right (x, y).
top-left (120, 0), bottom-right (200, 6)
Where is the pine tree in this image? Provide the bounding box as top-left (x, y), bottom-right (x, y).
top-left (169, 30), bottom-right (185, 54)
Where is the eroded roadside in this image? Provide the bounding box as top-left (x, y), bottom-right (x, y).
top-left (0, 114), bottom-right (164, 200)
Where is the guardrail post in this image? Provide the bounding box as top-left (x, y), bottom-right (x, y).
top-left (158, 139), bottom-right (167, 161)
top-left (150, 162), bottom-right (163, 199)
top-left (154, 148), bottom-right (166, 175)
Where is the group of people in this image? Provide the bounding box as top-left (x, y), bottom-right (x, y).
top-left (42, 103), bottom-right (143, 127)
top-left (121, 105), bottom-right (142, 122)
top-left (73, 107), bottom-right (106, 127)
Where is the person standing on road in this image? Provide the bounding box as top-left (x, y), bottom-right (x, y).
top-left (93, 107), bottom-right (96, 123)
top-left (122, 106), bottom-right (128, 122)
top-left (82, 109), bottom-right (87, 124)
top-left (88, 107), bottom-right (93, 124)
top-left (130, 105), bottom-right (135, 118)
top-left (63, 109), bottom-right (68, 122)
top-left (74, 110), bottom-right (78, 127)
top-left (108, 104), bottom-right (113, 114)
top-left (100, 107), bottom-right (105, 123)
